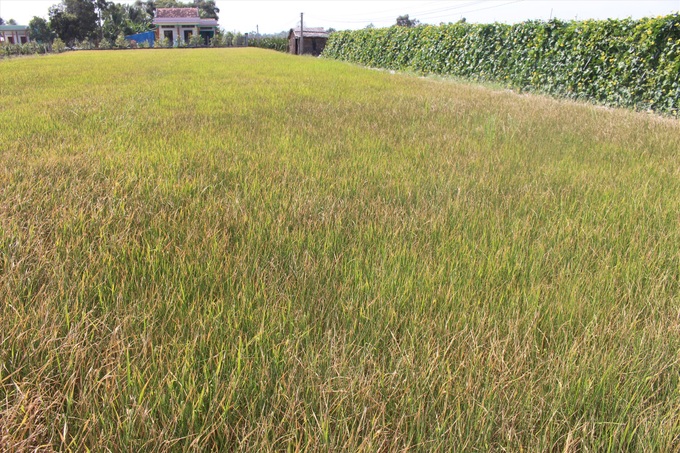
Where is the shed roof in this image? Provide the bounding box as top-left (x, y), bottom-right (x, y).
top-left (155, 8), bottom-right (200, 19)
top-left (289, 27), bottom-right (330, 39)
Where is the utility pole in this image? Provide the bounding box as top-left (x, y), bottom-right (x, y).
top-left (299, 12), bottom-right (304, 56)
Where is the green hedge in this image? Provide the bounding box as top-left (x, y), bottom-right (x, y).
top-left (249, 37), bottom-right (288, 52)
top-left (323, 15), bottom-right (680, 115)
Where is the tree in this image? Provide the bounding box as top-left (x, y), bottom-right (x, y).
top-left (125, 3), bottom-right (150, 26)
top-left (28, 17), bottom-right (54, 43)
top-left (8, 19), bottom-right (18, 25)
top-left (195, 0), bottom-right (219, 19)
top-left (396, 14), bottom-right (419, 27)
top-left (49, 0), bottom-right (99, 45)
top-left (135, 0), bottom-right (157, 19)
top-left (101, 3), bottom-right (127, 41)
top-left (94, 0), bottom-right (111, 39)
top-left (0, 18), bottom-right (5, 26)
top-left (94, 0), bottom-right (110, 19)
top-left (101, 3), bottom-right (150, 42)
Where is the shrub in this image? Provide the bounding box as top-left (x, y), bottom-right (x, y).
top-left (81, 38), bottom-right (94, 50)
top-left (189, 33), bottom-right (203, 48)
top-left (209, 34), bottom-right (224, 47)
top-left (1, 43), bottom-right (18, 57)
top-left (223, 32), bottom-right (234, 47)
top-left (52, 37), bottom-right (66, 53)
top-left (21, 42), bottom-right (37, 55)
top-left (232, 33), bottom-right (245, 47)
top-left (98, 39), bottom-right (113, 50)
top-left (34, 43), bottom-right (49, 54)
top-left (154, 37), bottom-right (170, 48)
top-left (115, 33), bottom-right (129, 49)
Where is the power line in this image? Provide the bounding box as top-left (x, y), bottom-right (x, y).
top-left (309, 1), bottom-right (523, 25)
top-left (444, 0), bottom-right (525, 18)
top-left (309, 2), bottom-right (478, 24)
top-left (312, 0), bottom-right (445, 19)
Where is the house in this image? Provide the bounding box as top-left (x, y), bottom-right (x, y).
top-left (153, 8), bottom-right (218, 46)
top-left (0, 25), bottom-right (31, 45)
top-left (288, 27), bottom-right (329, 56)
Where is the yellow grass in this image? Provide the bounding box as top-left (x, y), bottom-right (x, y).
top-left (1, 48), bottom-right (679, 451)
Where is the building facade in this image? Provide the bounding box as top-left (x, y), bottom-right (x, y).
top-left (0, 25), bottom-right (31, 45)
top-left (153, 8), bottom-right (218, 46)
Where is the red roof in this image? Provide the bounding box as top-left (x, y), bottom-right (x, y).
top-left (155, 8), bottom-right (200, 19)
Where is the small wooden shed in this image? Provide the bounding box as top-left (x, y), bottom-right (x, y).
top-left (288, 27), bottom-right (329, 56)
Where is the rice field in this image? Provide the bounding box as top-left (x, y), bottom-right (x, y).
top-left (1, 48), bottom-right (679, 451)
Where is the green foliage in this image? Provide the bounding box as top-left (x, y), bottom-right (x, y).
top-left (209, 33), bottom-right (230, 47)
top-left (48, 0), bottom-right (99, 45)
top-left (1, 43), bottom-right (17, 57)
top-left (324, 15), bottom-right (680, 115)
top-left (0, 41), bottom-right (50, 57)
top-left (98, 38), bottom-right (113, 49)
top-left (52, 37), bottom-right (66, 53)
top-left (223, 31), bottom-right (234, 47)
top-left (395, 14), bottom-right (419, 28)
top-left (28, 16), bottom-right (54, 44)
top-left (208, 34), bottom-right (221, 47)
top-left (115, 33), bottom-right (129, 49)
top-left (232, 32), bottom-right (245, 47)
top-left (189, 32), bottom-right (203, 47)
top-left (102, 2), bottom-right (152, 42)
top-left (156, 36), bottom-right (171, 48)
top-left (248, 37), bottom-right (288, 52)
top-left (80, 37), bottom-right (95, 50)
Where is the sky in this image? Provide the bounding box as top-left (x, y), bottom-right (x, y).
top-left (1, 0), bottom-right (678, 34)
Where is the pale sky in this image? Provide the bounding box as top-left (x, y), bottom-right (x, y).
top-left (1, 0), bottom-right (678, 34)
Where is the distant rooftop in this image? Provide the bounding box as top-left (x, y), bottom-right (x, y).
top-left (153, 8), bottom-right (218, 26)
top-left (155, 8), bottom-right (200, 19)
top-left (0, 25), bottom-right (29, 31)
